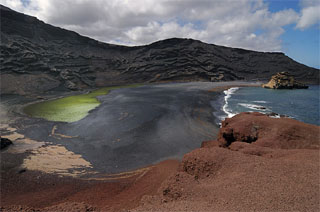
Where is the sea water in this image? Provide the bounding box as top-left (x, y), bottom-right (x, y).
top-left (217, 85), bottom-right (319, 126)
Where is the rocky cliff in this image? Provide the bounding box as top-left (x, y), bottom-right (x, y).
top-left (262, 72), bottom-right (308, 89)
top-left (1, 5), bottom-right (319, 95)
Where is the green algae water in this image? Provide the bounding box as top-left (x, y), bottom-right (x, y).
top-left (24, 84), bottom-right (142, 122)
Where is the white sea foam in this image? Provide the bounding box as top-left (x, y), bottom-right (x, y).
top-left (252, 100), bottom-right (268, 103)
top-left (269, 114), bottom-right (281, 118)
top-left (222, 87), bottom-right (239, 119)
top-left (268, 113), bottom-right (294, 119)
top-left (238, 103), bottom-right (270, 111)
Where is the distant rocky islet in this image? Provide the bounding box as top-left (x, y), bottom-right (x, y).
top-left (262, 72), bottom-right (308, 89)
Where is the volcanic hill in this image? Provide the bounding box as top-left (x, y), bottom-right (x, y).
top-left (1, 5), bottom-right (319, 95)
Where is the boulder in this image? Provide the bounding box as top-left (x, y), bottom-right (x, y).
top-left (262, 72), bottom-right (308, 89)
top-left (1, 137), bottom-right (13, 150)
top-left (216, 112), bottom-right (319, 149)
top-left (64, 80), bottom-right (77, 90)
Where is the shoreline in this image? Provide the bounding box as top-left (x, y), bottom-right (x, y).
top-left (3, 81), bottom-right (262, 175)
top-left (209, 83), bottom-right (262, 125)
top-left (0, 82), bottom-right (250, 210)
top-left (7, 81), bottom-right (320, 212)
top-left (2, 112), bottom-right (319, 211)
top-left (1, 82), bottom-right (226, 177)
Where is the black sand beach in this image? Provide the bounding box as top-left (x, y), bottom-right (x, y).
top-left (1, 81), bottom-right (258, 176)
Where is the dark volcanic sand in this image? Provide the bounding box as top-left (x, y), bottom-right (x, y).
top-left (4, 81), bottom-right (258, 175)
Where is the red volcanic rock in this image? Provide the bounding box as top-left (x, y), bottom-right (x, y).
top-left (217, 112), bottom-right (319, 149)
top-left (133, 112), bottom-right (320, 212)
top-left (200, 140), bottom-right (220, 148)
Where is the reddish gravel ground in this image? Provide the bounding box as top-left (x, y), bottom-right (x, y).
top-left (1, 112), bottom-right (319, 211)
top-left (1, 160), bottom-right (179, 211)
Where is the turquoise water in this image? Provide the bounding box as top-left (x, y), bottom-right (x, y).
top-left (222, 85), bottom-right (319, 126)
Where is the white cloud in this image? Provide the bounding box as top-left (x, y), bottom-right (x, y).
top-left (296, 0), bottom-right (320, 29)
top-left (0, 0), bottom-right (317, 52)
top-left (296, 5), bottom-right (320, 29)
top-left (0, 0), bottom-right (23, 10)
top-left (300, 0), bottom-right (319, 7)
top-left (271, 9), bottom-right (299, 26)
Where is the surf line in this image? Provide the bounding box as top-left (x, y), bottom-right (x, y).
top-left (222, 87), bottom-right (239, 119)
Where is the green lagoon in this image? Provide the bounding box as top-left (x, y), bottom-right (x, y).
top-left (24, 84), bottom-right (142, 122)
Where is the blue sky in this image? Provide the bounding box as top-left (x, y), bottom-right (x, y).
top-left (1, 0), bottom-right (319, 68)
top-left (268, 0), bottom-right (319, 68)
top-left (281, 24), bottom-right (319, 68)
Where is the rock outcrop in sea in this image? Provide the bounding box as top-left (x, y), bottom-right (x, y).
top-left (1, 5), bottom-right (319, 95)
top-left (262, 72), bottom-right (308, 89)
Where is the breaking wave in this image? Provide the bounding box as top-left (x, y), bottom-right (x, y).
top-left (222, 87), bottom-right (239, 119)
top-left (238, 103), bottom-right (270, 111)
top-left (252, 100), bottom-right (268, 103)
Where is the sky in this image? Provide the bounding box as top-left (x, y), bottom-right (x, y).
top-left (1, 0), bottom-right (319, 68)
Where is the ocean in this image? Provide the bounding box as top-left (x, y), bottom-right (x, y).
top-left (212, 85), bottom-right (320, 126)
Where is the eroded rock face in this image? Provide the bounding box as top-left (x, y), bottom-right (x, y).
top-left (262, 72), bottom-right (308, 89)
top-left (1, 5), bottom-right (319, 95)
top-left (215, 112), bottom-right (319, 149)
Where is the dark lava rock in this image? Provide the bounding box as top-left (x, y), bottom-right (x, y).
top-left (18, 169), bottom-right (27, 174)
top-left (0, 5), bottom-right (319, 95)
top-left (262, 72), bottom-right (309, 89)
top-left (1, 137), bottom-right (13, 150)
